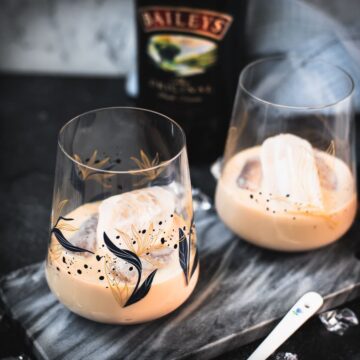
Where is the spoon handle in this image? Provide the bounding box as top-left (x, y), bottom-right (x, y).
top-left (248, 292), bottom-right (324, 360)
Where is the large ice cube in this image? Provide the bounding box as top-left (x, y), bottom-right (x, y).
top-left (260, 134), bottom-right (324, 210)
top-left (97, 186), bottom-right (175, 248)
top-left (68, 213), bottom-right (98, 255)
top-left (236, 157), bottom-right (262, 191)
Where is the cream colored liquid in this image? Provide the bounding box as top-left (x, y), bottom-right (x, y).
top-left (46, 188), bottom-right (198, 324)
top-left (216, 147), bottom-right (357, 251)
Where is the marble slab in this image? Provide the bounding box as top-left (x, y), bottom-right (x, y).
top-left (1, 209), bottom-right (360, 360)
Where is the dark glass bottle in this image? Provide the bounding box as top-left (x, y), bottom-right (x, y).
top-left (135, 0), bottom-right (246, 164)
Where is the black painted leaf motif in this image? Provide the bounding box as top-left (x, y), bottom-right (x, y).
top-left (89, 192), bottom-right (111, 203)
top-left (52, 227), bottom-right (94, 254)
top-left (125, 269), bottom-right (157, 307)
top-left (58, 216), bottom-right (73, 221)
top-left (53, 215), bottom-right (74, 228)
top-left (179, 228), bottom-right (189, 284)
top-left (103, 232), bottom-right (142, 290)
top-left (190, 246), bottom-right (199, 279)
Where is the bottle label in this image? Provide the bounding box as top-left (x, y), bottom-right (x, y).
top-left (138, 6), bottom-right (234, 106)
top-left (139, 6), bottom-right (233, 40)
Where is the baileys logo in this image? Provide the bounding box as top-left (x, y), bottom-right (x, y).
top-left (139, 6), bottom-right (233, 40)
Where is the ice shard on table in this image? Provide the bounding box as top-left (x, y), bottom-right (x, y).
top-left (274, 352), bottom-right (299, 360)
top-left (319, 308), bottom-right (359, 335)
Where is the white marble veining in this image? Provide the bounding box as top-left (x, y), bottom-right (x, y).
top-left (1, 210), bottom-right (360, 360)
top-left (0, 0), bottom-right (135, 75)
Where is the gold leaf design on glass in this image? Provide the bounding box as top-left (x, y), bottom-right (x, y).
top-left (74, 150), bottom-right (115, 188)
top-left (49, 193), bottom-right (68, 264)
top-left (104, 254), bottom-right (130, 307)
top-left (51, 191), bottom-right (68, 226)
top-left (48, 192), bottom-right (90, 264)
top-left (51, 192), bottom-right (78, 232)
top-left (116, 221), bottom-right (169, 268)
top-left (325, 140), bottom-right (336, 157)
top-left (48, 243), bottom-right (63, 265)
top-left (130, 150), bottom-right (166, 186)
top-left (105, 216), bottom-right (180, 306)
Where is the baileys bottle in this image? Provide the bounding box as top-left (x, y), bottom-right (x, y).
top-left (136, 0), bottom-right (246, 163)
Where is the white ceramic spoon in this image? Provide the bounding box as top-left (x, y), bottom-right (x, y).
top-left (247, 292), bottom-right (324, 360)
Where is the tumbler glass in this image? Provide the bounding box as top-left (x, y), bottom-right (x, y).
top-left (46, 107), bottom-right (199, 324)
top-left (215, 57), bottom-right (357, 251)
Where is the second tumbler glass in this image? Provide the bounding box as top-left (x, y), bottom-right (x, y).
top-left (216, 57), bottom-right (357, 251)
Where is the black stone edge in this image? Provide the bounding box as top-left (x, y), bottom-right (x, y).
top-left (0, 263), bottom-right (46, 360)
top-left (177, 284), bottom-right (360, 360)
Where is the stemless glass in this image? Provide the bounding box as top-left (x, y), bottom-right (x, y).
top-left (46, 107), bottom-right (199, 324)
top-left (215, 57), bottom-right (357, 251)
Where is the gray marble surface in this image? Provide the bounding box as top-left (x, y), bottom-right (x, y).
top-left (1, 209), bottom-right (360, 360)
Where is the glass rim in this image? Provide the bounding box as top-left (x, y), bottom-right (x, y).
top-left (238, 55), bottom-right (355, 110)
top-left (58, 106), bottom-right (187, 175)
